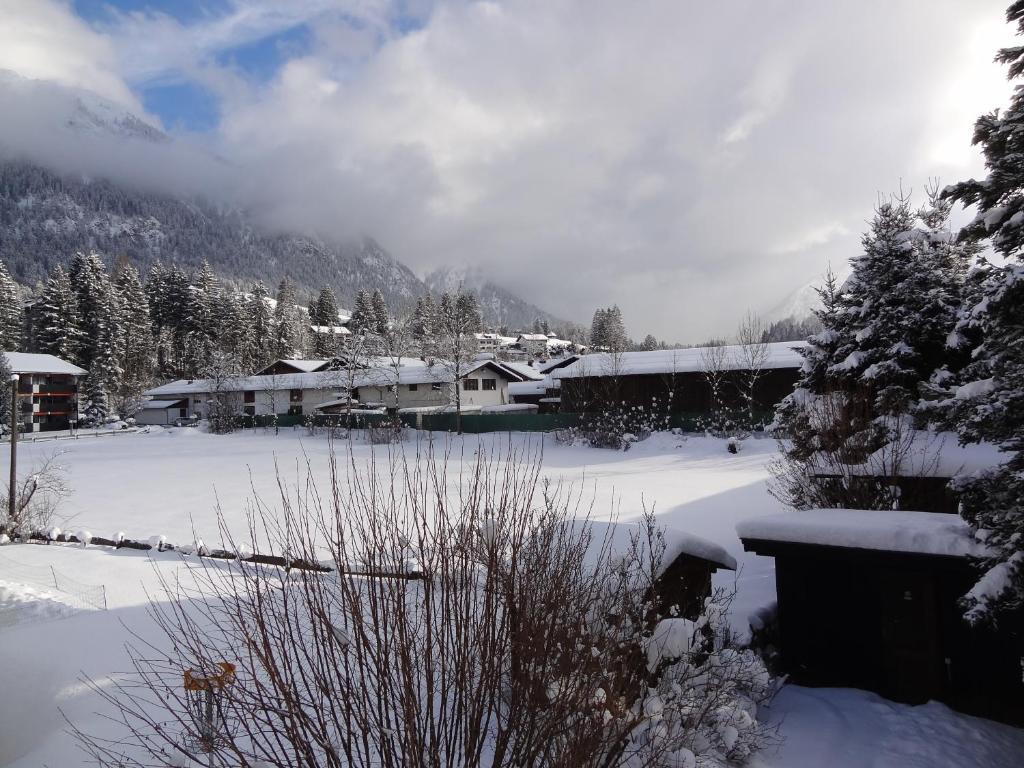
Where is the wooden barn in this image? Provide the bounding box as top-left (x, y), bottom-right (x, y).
top-left (738, 509), bottom-right (1024, 725)
top-left (554, 342), bottom-right (806, 416)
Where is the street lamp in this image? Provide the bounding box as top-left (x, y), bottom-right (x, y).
top-left (9, 373), bottom-right (18, 527)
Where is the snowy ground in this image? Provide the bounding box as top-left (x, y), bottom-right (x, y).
top-left (0, 428), bottom-right (1021, 766)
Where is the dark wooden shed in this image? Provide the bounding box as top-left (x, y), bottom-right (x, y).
top-left (738, 509), bottom-right (1024, 725)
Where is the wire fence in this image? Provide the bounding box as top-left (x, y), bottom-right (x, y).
top-left (0, 548), bottom-right (108, 615)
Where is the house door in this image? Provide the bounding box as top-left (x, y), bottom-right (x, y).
top-left (878, 568), bottom-right (944, 704)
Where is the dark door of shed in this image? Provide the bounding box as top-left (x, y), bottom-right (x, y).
top-left (879, 568), bottom-right (944, 704)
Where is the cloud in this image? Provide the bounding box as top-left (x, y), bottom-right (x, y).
top-left (0, 0), bottom-right (1015, 341)
top-left (0, 0), bottom-right (140, 108)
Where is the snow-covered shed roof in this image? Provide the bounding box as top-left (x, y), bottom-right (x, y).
top-left (310, 325), bottom-right (351, 335)
top-left (509, 379), bottom-right (549, 397)
top-left (570, 520), bottom-right (737, 573)
top-left (737, 509), bottom-right (989, 559)
top-left (844, 433), bottom-right (1011, 479)
top-left (3, 352), bottom-right (86, 376)
top-left (517, 333), bottom-right (549, 342)
top-left (553, 341), bottom-right (809, 380)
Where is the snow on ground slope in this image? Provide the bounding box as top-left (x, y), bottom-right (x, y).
top-left (0, 429), bottom-right (1019, 766)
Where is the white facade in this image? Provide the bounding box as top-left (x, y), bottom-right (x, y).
top-left (142, 361), bottom-right (515, 419)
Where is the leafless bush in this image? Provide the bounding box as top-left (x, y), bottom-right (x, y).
top-left (73, 439), bottom-right (774, 767)
top-left (2, 451), bottom-right (71, 535)
top-left (769, 390), bottom-right (937, 510)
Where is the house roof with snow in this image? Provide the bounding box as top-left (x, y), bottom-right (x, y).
top-left (256, 359), bottom-right (331, 375)
top-left (517, 333), bottom-right (550, 342)
top-left (552, 341), bottom-right (808, 380)
top-left (144, 360), bottom-right (518, 398)
top-left (737, 509), bottom-right (989, 559)
top-left (3, 352), bottom-right (86, 376)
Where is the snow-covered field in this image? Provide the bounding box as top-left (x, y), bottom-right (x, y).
top-left (0, 428), bottom-right (1021, 766)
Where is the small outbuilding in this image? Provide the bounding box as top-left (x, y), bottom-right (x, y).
top-left (738, 509), bottom-right (1024, 724)
top-left (134, 398), bottom-right (190, 426)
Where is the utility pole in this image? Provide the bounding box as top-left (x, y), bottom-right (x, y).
top-left (9, 374), bottom-right (18, 526)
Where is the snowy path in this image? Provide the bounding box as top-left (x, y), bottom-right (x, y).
top-left (756, 685), bottom-right (1024, 768)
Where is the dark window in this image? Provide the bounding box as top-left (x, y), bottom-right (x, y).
top-left (290, 389), bottom-right (303, 403)
top-left (288, 405), bottom-right (303, 416)
top-left (431, 382), bottom-right (443, 391)
top-left (243, 405), bottom-right (255, 416)
top-left (179, 408), bottom-right (188, 418)
top-left (482, 378), bottom-right (496, 391)
top-left (408, 383), bottom-right (418, 392)
top-left (244, 390), bottom-right (255, 403)
top-left (463, 378), bottom-right (479, 391)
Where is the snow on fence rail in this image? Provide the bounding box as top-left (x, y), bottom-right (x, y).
top-left (0, 548), bottom-right (107, 611)
top-left (17, 531), bottom-right (427, 580)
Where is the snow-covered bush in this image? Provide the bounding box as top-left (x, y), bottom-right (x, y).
top-left (74, 440), bottom-right (775, 767)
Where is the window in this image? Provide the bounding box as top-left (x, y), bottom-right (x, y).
top-left (288, 405), bottom-right (303, 416)
top-left (290, 389), bottom-right (303, 403)
top-left (463, 378), bottom-right (479, 391)
top-left (431, 382), bottom-right (442, 391)
top-left (244, 390), bottom-right (255, 403)
top-left (243, 405), bottom-right (255, 416)
top-left (482, 378), bottom-right (496, 391)
top-left (408, 383), bottom-right (418, 392)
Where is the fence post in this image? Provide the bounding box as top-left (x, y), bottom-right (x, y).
top-left (50, 564), bottom-right (59, 590)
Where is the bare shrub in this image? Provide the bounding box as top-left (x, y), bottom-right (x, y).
top-left (2, 451), bottom-right (71, 535)
top-left (73, 439), bottom-right (774, 767)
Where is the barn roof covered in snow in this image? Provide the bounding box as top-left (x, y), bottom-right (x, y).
top-left (737, 509), bottom-right (989, 559)
top-left (3, 352), bottom-right (86, 376)
top-left (569, 520), bottom-right (737, 573)
top-left (552, 341), bottom-right (808, 379)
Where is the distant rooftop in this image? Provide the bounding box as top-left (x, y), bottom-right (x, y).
top-left (553, 341), bottom-right (808, 379)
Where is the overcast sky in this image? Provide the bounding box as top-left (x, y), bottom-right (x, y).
top-left (0, 0), bottom-right (1015, 341)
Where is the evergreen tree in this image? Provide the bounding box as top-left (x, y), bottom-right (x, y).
top-left (640, 334), bottom-right (658, 351)
top-left (218, 292), bottom-right (252, 371)
top-left (349, 290), bottom-right (374, 333)
top-left (0, 260), bottom-right (21, 351)
top-left (183, 261), bottom-right (219, 376)
top-left (36, 265), bottom-right (83, 361)
top-left (371, 289), bottom-right (390, 335)
top-left (114, 263), bottom-right (154, 413)
top-left (603, 306), bottom-right (627, 352)
top-left (68, 252), bottom-right (120, 374)
top-left (248, 282), bottom-right (274, 372)
top-left (310, 287), bottom-right (341, 358)
top-left (590, 309), bottom-right (608, 348)
top-left (939, 0), bottom-right (1024, 622)
top-left (83, 369), bottom-right (110, 425)
top-left (0, 351), bottom-right (11, 433)
top-left (272, 277), bottom-right (304, 359)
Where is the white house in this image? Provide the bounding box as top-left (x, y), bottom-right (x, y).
top-left (141, 359), bottom-right (520, 421)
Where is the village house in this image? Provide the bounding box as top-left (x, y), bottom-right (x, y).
top-left (3, 352), bottom-right (87, 432)
top-left (554, 342), bottom-right (807, 416)
top-left (140, 359), bottom-right (521, 421)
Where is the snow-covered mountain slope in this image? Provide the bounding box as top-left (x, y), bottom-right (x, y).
top-left (0, 160), bottom-right (426, 308)
top-left (425, 265), bottom-right (569, 330)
